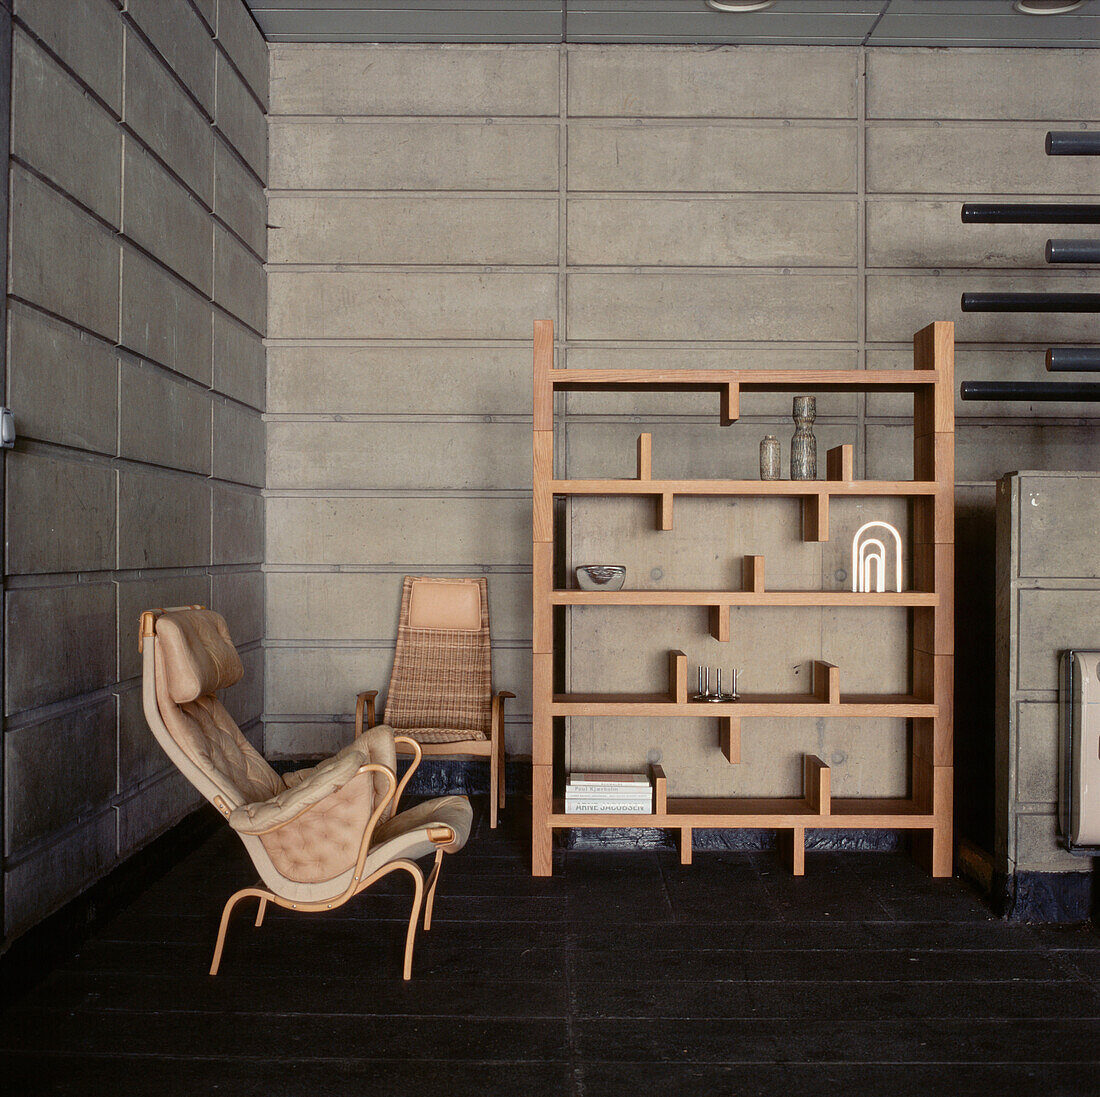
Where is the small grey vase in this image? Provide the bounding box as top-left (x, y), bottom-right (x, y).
top-left (759, 435), bottom-right (781, 480)
top-left (790, 396), bottom-right (817, 481)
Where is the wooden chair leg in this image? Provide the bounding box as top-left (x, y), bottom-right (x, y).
top-left (498, 733), bottom-right (506, 811)
top-left (423, 849), bottom-right (444, 931)
top-left (210, 887), bottom-right (269, 976)
top-left (394, 860), bottom-right (425, 981)
top-left (254, 895), bottom-right (268, 927)
top-left (489, 738), bottom-right (500, 829)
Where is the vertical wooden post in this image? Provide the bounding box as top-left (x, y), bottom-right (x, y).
top-left (637, 433), bottom-right (652, 481)
top-left (668, 650), bottom-right (687, 704)
top-left (720, 716), bottom-right (741, 764)
top-left (812, 661), bottom-right (840, 706)
top-left (742, 554), bottom-right (765, 593)
top-left (826, 444), bottom-right (854, 482)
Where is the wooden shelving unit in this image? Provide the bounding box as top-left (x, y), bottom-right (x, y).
top-left (531, 319), bottom-right (955, 878)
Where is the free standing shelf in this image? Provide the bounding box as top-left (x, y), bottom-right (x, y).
top-left (531, 320), bottom-right (955, 878)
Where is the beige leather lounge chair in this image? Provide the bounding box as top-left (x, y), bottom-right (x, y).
top-left (356, 576), bottom-right (514, 828)
top-left (140, 606), bottom-right (472, 979)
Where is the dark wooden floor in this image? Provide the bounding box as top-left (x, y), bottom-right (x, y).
top-left (2, 799), bottom-right (1099, 1096)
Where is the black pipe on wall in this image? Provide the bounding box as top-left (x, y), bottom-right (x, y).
top-left (961, 203), bottom-right (1100, 224)
top-left (1046, 239), bottom-right (1100, 264)
top-left (1047, 348), bottom-right (1100, 372)
top-left (961, 292), bottom-right (1100, 313)
top-left (961, 381), bottom-right (1100, 401)
top-left (1046, 131), bottom-right (1100, 157)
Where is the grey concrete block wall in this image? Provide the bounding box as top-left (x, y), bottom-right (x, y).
top-left (995, 473), bottom-right (1100, 881)
top-left (266, 40), bottom-right (1098, 826)
top-left (3, 0), bottom-right (267, 941)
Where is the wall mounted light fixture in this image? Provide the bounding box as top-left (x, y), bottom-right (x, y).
top-left (1014, 1), bottom-right (1085, 13)
top-left (705, 1), bottom-right (777, 11)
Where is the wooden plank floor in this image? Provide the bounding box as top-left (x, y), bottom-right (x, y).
top-left (2, 799), bottom-right (1098, 1096)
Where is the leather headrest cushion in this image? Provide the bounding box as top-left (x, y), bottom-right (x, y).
top-left (408, 578), bottom-right (481, 630)
top-left (155, 609), bottom-right (244, 703)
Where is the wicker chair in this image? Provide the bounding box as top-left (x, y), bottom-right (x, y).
top-left (141, 606), bottom-right (473, 979)
top-left (357, 577), bottom-right (514, 828)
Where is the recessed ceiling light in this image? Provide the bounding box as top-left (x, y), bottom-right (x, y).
top-left (706, 1), bottom-right (777, 12)
top-left (1014, 1), bottom-right (1084, 13)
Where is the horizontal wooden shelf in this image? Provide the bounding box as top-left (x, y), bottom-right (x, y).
top-left (552, 479), bottom-right (937, 497)
top-left (548, 369), bottom-right (939, 392)
top-left (548, 800), bottom-right (935, 829)
top-left (551, 693), bottom-right (936, 717)
top-left (552, 590), bottom-right (936, 608)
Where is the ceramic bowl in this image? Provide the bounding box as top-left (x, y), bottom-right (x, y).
top-left (576, 565), bottom-right (627, 592)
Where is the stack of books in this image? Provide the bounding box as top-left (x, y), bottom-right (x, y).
top-left (565, 772), bottom-right (653, 814)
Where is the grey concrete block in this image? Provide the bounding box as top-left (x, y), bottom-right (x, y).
top-left (568, 198), bottom-right (858, 268)
top-left (1017, 588), bottom-right (1100, 693)
top-left (12, 29), bottom-right (121, 224)
top-left (867, 48), bottom-right (1100, 121)
top-left (6, 450), bottom-right (115, 575)
top-left (192, 0), bottom-right (216, 30)
top-left (266, 496), bottom-right (530, 567)
top-left (266, 570), bottom-right (531, 643)
top-left (117, 683), bottom-right (171, 790)
top-left (563, 347), bottom-right (859, 418)
top-left (214, 137), bottom-right (266, 257)
top-left (120, 248), bottom-right (212, 384)
top-left (122, 29), bottom-right (214, 208)
top-left (263, 720), bottom-right (354, 761)
top-left (14, 0), bottom-right (122, 112)
top-left (5, 580), bottom-right (116, 715)
top-left (4, 698), bottom-right (116, 853)
top-left (215, 0), bottom-right (268, 106)
top-left (3, 810), bottom-right (116, 936)
top-left (267, 195), bottom-right (559, 266)
top-left (122, 140), bottom-right (213, 295)
top-left (866, 200), bottom-right (1069, 269)
top-left (568, 45), bottom-right (857, 119)
top-left (213, 310), bottom-right (265, 410)
top-left (267, 345), bottom-right (531, 416)
top-left (1016, 701), bottom-right (1059, 805)
top-left (116, 572), bottom-right (211, 680)
top-left (212, 224), bottom-right (265, 332)
top-left (212, 483), bottom-right (263, 564)
top-left (267, 421), bottom-right (530, 491)
top-left (212, 568), bottom-right (263, 645)
top-left (117, 468), bottom-right (211, 570)
top-left (268, 121), bottom-right (559, 191)
top-left (1013, 811), bottom-right (1080, 874)
top-left (568, 123), bottom-right (856, 193)
top-left (867, 124), bottom-right (1100, 196)
top-left (119, 359), bottom-right (212, 474)
top-left (567, 273), bottom-right (857, 342)
top-left (8, 302), bottom-right (119, 454)
top-left (215, 51), bottom-right (266, 181)
top-left (866, 348), bottom-right (1095, 420)
top-left (125, 0), bottom-right (214, 116)
top-left (10, 166), bottom-right (120, 341)
top-left (269, 44), bottom-right (558, 117)
top-left (117, 767), bottom-right (202, 855)
top-left (1017, 473), bottom-right (1100, 579)
top-left (866, 273), bottom-right (1100, 344)
top-left (212, 398), bottom-right (264, 487)
top-left (222, 644), bottom-right (262, 728)
top-left (268, 271), bottom-right (557, 340)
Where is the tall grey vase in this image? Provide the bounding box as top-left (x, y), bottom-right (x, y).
top-left (790, 396), bottom-right (817, 481)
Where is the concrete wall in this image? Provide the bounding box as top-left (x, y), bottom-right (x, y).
top-left (266, 45), bottom-right (1098, 827)
top-left (996, 472), bottom-right (1100, 914)
top-left (2, 0), bottom-right (267, 940)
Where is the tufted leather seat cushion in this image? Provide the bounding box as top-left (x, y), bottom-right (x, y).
top-left (156, 609), bottom-right (244, 703)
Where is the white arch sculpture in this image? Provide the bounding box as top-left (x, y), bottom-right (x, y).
top-left (851, 521), bottom-right (902, 593)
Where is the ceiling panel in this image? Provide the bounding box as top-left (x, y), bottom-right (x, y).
top-left (247, 0), bottom-right (1100, 45)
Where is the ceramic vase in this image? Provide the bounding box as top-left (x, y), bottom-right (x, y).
top-left (790, 396), bottom-right (817, 481)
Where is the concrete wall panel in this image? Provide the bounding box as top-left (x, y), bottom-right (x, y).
top-left (213, 311), bottom-right (265, 410)
top-left (568, 45), bottom-right (857, 119)
top-left (213, 569), bottom-right (264, 645)
top-left (117, 468), bottom-right (211, 570)
top-left (214, 51), bottom-right (266, 180)
top-left (212, 484), bottom-right (263, 565)
top-left (213, 223), bottom-right (265, 331)
top-left (268, 121), bottom-right (559, 191)
top-left (7, 304), bottom-right (118, 454)
top-left (214, 138), bottom-right (267, 257)
top-left (212, 399), bottom-right (264, 487)
top-left (269, 44), bottom-right (559, 117)
top-left (6, 451), bottom-right (115, 575)
top-left (118, 360), bottom-right (213, 475)
top-left (125, 0), bottom-right (215, 115)
top-left (215, 0), bottom-right (268, 106)
top-left (268, 195), bottom-right (559, 266)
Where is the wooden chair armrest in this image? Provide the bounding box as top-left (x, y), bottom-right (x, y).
top-left (492, 690), bottom-right (515, 728)
top-left (392, 735), bottom-right (423, 815)
top-left (355, 689), bottom-right (379, 736)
